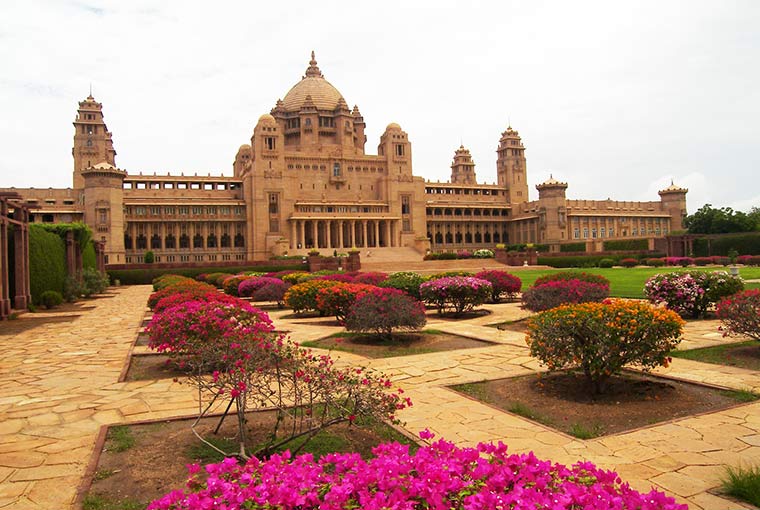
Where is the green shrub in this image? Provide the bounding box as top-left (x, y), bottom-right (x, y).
top-left (81, 268), bottom-right (109, 297)
top-left (527, 301), bottom-right (684, 393)
top-left (82, 242), bottom-right (97, 270)
top-left (29, 225), bottom-right (66, 304)
top-left (598, 258), bottom-right (614, 268)
top-left (379, 271), bottom-right (426, 299)
top-left (63, 275), bottom-right (83, 302)
top-left (144, 250), bottom-right (155, 264)
top-left (427, 271), bottom-right (473, 280)
top-left (40, 290), bottom-right (63, 309)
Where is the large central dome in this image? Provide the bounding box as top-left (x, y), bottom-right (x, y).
top-left (280, 52), bottom-right (345, 112)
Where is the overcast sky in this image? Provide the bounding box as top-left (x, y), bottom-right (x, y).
top-left (1, 1), bottom-right (758, 212)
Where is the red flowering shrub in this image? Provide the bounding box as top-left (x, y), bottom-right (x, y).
top-left (533, 271), bottom-right (610, 290)
top-left (222, 274), bottom-right (251, 296)
top-left (717, 289), bottom-right (760, 341)
top-left (474, 270), bottom-right (522, 302)
top-left (147, 299), bottom-right (408, 458)
top-left (665, 256), bottom-right (693, 267)
top-left (315, 282), bottom-right (377, 322)
top-left (353, 271), bottom-right (389, 286)
top-left (420, 276), bottom-right (492, 316)
top-left (283, 279), bottom-right (338, 314)
top-left (736, 255), bottom-right (760, 266)
top-left (147, 281), bottom-right (216, 309)
top-left (527, 301), bottom-right (684, 393)
top-left (620, 258), bottom-right (638, 268)
top-left (645, 257), bottom-right (665, 267)
top-left (521, 279), bottom-right (609, 312)
top-left (345, 288), bottom-right (426, 338)
top-left (147, 434), bottom-right (687, 510)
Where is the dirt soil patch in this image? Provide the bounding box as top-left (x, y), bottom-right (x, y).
top-left (671, 341), bottom-right (760, 371)
top-left (426, 309), bottom-right (492, 321)
top-left (492, 318), bottom-right (530, 334)
top-left (85, 413), bottom-right (415, 509)
top-left (124, 354), bottom-right (188, 381)
top-left (452, 370), bottom-right (755, 438)
top-left (303, 332), bottom-right (492, 358)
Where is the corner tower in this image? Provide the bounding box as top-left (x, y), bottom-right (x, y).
top-left (496, 126), bottom-right (528, 204)
top-left (658, 181), bottom-right (688, 232)
top-left (450, 145), bottom-right (477, 184)
top-left (72, 94), bottom-right (116, 189)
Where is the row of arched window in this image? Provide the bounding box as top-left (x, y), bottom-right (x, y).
top-left (124, 233), bottom-right (244, 250)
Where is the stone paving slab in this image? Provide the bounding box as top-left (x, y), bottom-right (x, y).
top-left (1, 285), bottom-right (759, 509)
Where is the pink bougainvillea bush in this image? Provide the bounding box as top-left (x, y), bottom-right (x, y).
top-left (644, 270), bottom-right (744, 318)
top-left (521, 279), bottom-right (609, 312)
top-left (238, 276), bottom-right (292, 307)
top-left (152, 289), bottom-right (244, 314)
top-left (353, 271), bottom-right (389, 286)
top-left (474, 269), bottom-right (522, 302)
top-left (147, 433), bottom-right (686, 510)
top-left (420, 276), bottom-right (492, 316)
top-left (345, 287), bottom-right (426, 338)
top-left (717, 289), bottom-right (760, 341)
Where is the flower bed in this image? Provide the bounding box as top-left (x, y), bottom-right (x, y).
top-left (419, 276), bottom-right (492, 316)
top-left (148, 434), bottom-right (687, 510)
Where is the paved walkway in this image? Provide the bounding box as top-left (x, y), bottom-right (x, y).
top-left (1, 286), bottom-right (758, 509)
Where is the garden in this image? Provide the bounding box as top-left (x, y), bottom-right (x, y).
top-left (82, 262), bottom-right (760, 510)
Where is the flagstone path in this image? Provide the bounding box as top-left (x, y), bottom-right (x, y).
top-left (0, 286), bottom-right (758, 509)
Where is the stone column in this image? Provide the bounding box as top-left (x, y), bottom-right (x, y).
top-left (385, 220), bottom-right (391, 247)
top-left (311, 220), bottom-right (317, 249)
top-left (362, 221), bottom-right (368, 248)
top-left (349, 220), bottom-right (355, 248)
top-left (338, 221), bottom-right (344, 249)
top-left (299, 220), bottom-right (305, 248)
top-left (374, 221), bottom-right (380, 248)
top-left (0, 202), bottom-right (9, 318)
top-left (13, 224), bottom-right (27, 309)
top-left (291, 220), bottom-right (298, 249)
top-left (326, 220), bottom-right (333, 249)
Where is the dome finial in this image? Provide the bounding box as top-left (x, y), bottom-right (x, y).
top-left (305, 50), bottom-right (323, 78)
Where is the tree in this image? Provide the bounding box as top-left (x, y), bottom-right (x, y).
top-left (684, 204), bottom-right (756, 234)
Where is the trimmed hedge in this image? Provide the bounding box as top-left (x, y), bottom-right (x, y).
top-left (537, 255), bottom-right (616, 268)
top-left (82, 242), bottom-right (97, 270)
top-left (559, 242), bottom-right (586, 252)
top-left (602, 239), bottom-right (648, 251)
top-left (29, 224), bottom-right (67, 304)
top-left (108, 264), bottom-right (301, 285)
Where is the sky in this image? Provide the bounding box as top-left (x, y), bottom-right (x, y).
top-left (1, 0), bottom-right (758, 212)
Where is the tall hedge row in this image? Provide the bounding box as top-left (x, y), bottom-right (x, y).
top-left (82, 242), bottom-right (97, 270)
top-left (559, 242), bottom-right (586, 253)
top-left (693, 233), bottom-right (760, 257)
top-left (602, 239), bottom-right (648, 251)
top-left (29, 225), bottom-right (67, 304)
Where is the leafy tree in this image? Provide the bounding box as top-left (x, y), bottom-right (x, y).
top-left (684, 204), bottom-right (756, 234)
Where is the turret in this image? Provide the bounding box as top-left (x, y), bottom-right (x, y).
top-left (496, 126), bottom-right (528, 204)
top-left (72, 94), bottom-right (117, 189)
top-left (81, 163), bottom-right (126, 264)
top-left (378, 122), bottom-right (412, 176)
top-left (658, 181), bottom-right (688, 231)
top-left (450, 145), bottom-right (477, 184)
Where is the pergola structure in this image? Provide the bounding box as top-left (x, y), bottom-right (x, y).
top-left (1, 192), bottom-right (33, 319)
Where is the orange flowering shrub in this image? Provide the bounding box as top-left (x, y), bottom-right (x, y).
top-left (527, 300), bottom-right (684, 394)
top-left (315, 282), bottom-right (378, 322)
top-left (283, 279), bottom-right (337, 314)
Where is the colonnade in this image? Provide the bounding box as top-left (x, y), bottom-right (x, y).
top-left (290, 219), bottom-right (397, 250)
top-left (427, 221), bottom-right (509, 249)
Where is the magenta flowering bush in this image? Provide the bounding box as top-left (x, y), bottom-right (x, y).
top-left (345, 287), bottom-right (426, 338)
top-left (238, 276), bottom-right (291, 307)
top-left (521, 279), bottom-right (609, 312)
top-left (353, 271), bottom-right (389, 286)
top-left (148, 434), bottom-right (686, 510)
top-left (665, 256), bottom-right (693, 267)
top-left (474, 269), bottom-right (522, 302)
top-left (419, 276), bottom-right (492, 316)
top-left (146, 299), bottom-right (408, 458)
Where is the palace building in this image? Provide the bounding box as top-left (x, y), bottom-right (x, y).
top-left (3, 53), bottom-right (687, 266)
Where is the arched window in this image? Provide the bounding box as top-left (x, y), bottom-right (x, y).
top-left (124, 234), bottom-right (133, 249)
top-left (179, 234), bottom-right (190, 249)
top-left (435, 232), bottom-right (443, 244)
top-left (136, 235), bottom-right (147, 250)
top-left (150, 234), bottom-right (161, 249)
top-left (221, 233), bottom-right (231, 248)
top-left (165, 234), bottom-right (176, 249)
top-left (193, 234), bottom-right (203, 248)
top-left (207, 233), bottom-right (217, 248)
top-left (234, 233), bottom-right (245, 247)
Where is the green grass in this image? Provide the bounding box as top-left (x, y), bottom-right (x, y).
top-left (569, 422), bottom-right (604, 439)
top-left (670, 341), bottom-right (760, 371)
top-left (722, 465), bottom-right (760, 507)
top-left (105, 426), bottom-right (135, 453)
top-left (513, 267), bottom-right (760, 298)
top-left (93, 468), bottom-right (117, 481)
top-left (82, 494), bottom-right (144, 510)
top-left (451, 382), bottom-right (488, 401)
top-left (720, 388), bottom-right (760, 403)
top-left (507, 402), bottom-right (551, 425)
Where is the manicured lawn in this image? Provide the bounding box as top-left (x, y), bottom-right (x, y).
top-left (670, 340), bottom-right (760, 371)
top-left (512, 267), bottom-right (760, 298)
